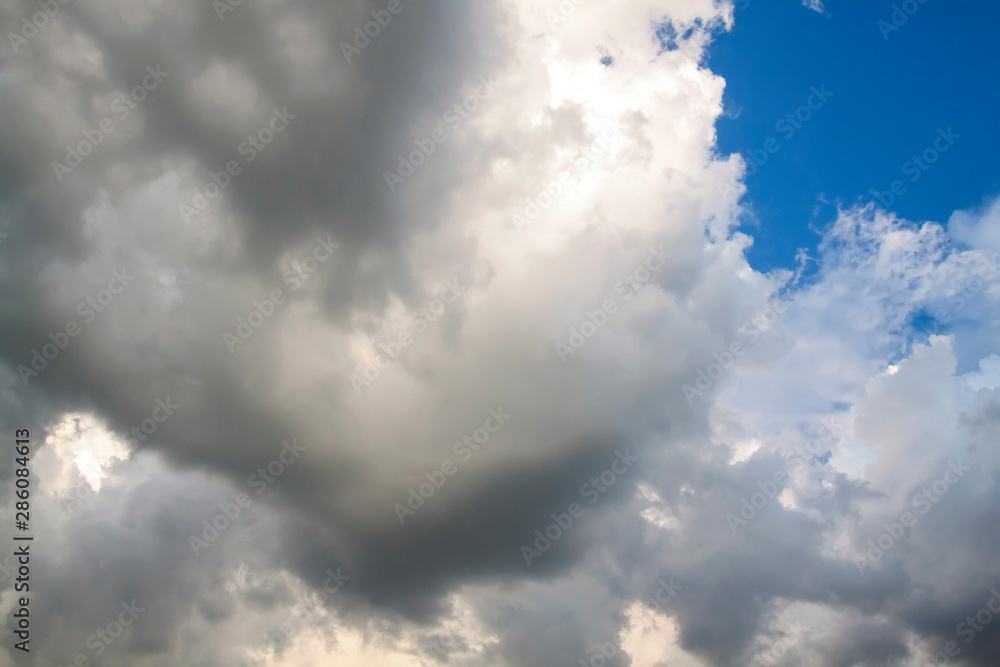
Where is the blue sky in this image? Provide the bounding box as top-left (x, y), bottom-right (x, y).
top-left (709, 0), bottom-right (1000, 273)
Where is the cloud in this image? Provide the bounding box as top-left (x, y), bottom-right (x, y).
top-left (802, 0), bottom-right (828, 14)
top-left (0, 0), bottom-right (996, 665)
top-left (948, 195), bottom-right (1000, 252)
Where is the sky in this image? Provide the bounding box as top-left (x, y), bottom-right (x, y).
top-left (0, 1), bottom-right (998, 666)
top-left (710, 0), bottom-right (1000, 274)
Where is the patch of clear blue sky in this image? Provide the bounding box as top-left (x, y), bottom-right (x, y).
top-left (703, 0), bottom-right (1000, 275)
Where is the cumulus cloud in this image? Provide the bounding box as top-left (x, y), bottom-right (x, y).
top-left (0, 1), bottom-right (996, 665)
